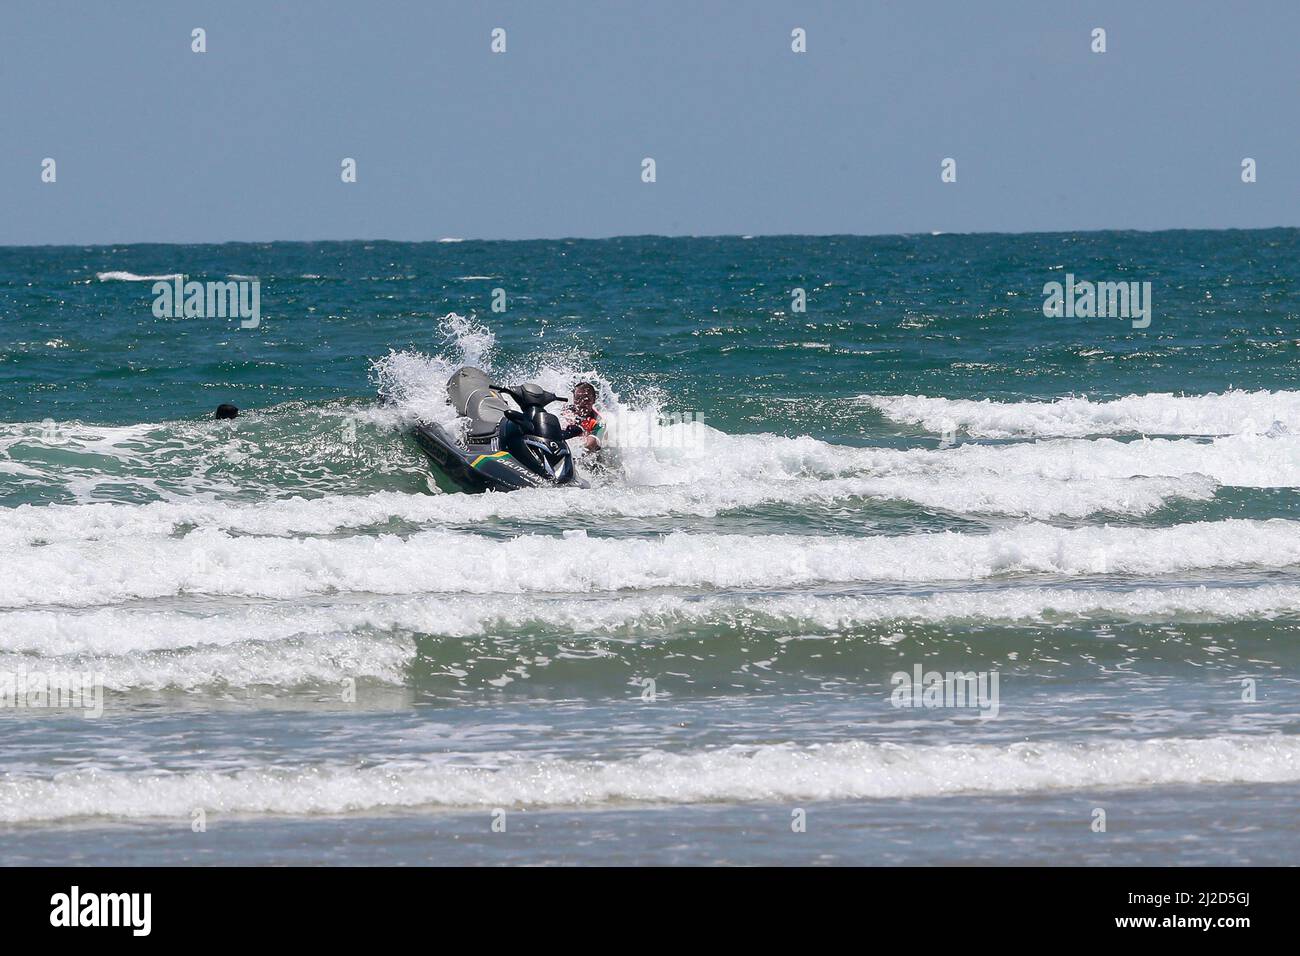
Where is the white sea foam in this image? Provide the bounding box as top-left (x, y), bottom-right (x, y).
top-left (4, 519), bottom-right (1300, 608)
top-left (0, 633), bottom-right (412, 692)
top-left (0, 469), bottom-right (1220, 550)
top-left (2, 735), bottom-right (1295, 821)
top-left (863, 390), bottom-right (1300, 438)
top-left (371, 313), bottom-right (499, 424)
top-left (922, 432), bottom-right (1300, 489)
top-left (2, 584), bottom-right (1296, 691)
top-left (95, 271), bottom-right (183, 282)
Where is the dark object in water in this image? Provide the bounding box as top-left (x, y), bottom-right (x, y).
top-left (215, 404), bottom-right (239, 420)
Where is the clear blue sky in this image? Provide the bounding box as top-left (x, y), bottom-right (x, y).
top-left (2, 0), bottom-right (1297, 244)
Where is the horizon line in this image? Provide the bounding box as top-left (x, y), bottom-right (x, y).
top-left (3, 224), bottom-right (1299, 251)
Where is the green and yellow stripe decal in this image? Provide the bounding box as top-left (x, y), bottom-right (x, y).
top-left (470, 450), bottom-right (512, 469)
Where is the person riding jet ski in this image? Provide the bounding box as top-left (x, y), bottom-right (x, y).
top-left (411, 366), bottom-right (590, 493)
top-left (560, 382), bottom-right (604, 453)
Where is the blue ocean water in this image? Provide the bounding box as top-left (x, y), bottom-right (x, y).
top-left (1, 231), bottom-right (1298, 864)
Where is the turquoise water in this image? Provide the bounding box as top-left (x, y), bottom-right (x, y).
top-left (2, 231), bottom-right (1299, 864)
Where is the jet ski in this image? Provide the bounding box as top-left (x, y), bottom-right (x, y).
top-left (413, 366), bottom-right (589, 493)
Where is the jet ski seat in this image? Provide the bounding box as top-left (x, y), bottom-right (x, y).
top-left (446, 367), bottom-right (510, 439)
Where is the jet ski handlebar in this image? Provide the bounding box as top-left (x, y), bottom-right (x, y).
top-left (492, 384), bottom-right (569, 408)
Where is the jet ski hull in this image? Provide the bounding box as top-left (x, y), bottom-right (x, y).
top-left (413, 423), bottom-right (587, 493)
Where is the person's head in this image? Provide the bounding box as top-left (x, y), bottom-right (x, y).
top-left (572, 382), bottom-right (597, 412)
top-left (214, 403), bottom-right (239, 420)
